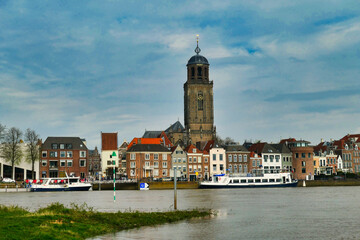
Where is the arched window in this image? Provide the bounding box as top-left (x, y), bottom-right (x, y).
top-left (205, 67), bottom-right (208, 78)
top-left (197, 66), bottom-right (202, 76)
top-left (191, 67), bottom-right (195, 77)
top-left (198, 92), bottom-right (203, 110)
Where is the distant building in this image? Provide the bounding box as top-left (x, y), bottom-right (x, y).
top-left (225, 144), bottom-right (250, 174)
top-left (171, 145), bottom-right (187, 179)
top-left (184, 144), bottom-right (204, 181)
top-left (89, 146), bottom-right (101, 177)
top-left (118, 141), bottom-right (128, 177)
top-left (249, 143), bottom-right (281, 174)
top-left (209, 144), bottom-right (226, 176)
top-left (40, 137), bottom-right (88, 179)
top-left (101, 132), bottom-right (118, 178)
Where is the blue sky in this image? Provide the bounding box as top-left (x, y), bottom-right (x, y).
top-left (1, 0), bottom-right (360, 149)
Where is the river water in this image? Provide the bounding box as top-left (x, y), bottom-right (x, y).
top-left (1, 187), bottom-right (359, 239)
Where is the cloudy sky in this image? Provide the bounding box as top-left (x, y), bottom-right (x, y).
top-left (1, 0), bottom-right (360, 148)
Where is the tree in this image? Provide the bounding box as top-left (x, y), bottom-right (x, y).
top-left (25, 128), bottom-right (40, 179)
top-left (0, 127), bottom-right (23, 180)
top-left (0, 123), bottom-right (5, 142)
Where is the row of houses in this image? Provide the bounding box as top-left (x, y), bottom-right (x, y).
top-left (3, 133), bottom-right (360, 181)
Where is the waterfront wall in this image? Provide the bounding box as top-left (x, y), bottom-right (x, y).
top-left (91, 181), bottom-right (199, 190)
top-left (299, 179), bottom-right (360, 187)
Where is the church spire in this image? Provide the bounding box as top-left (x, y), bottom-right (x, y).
top-left (195, 34), bottom-right (201, 55)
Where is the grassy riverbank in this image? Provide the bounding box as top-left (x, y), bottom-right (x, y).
top-left (0, 203), bottom-right (212, 240)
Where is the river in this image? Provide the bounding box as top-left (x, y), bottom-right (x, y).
top-left (1, 187), bottom-right (359, 239)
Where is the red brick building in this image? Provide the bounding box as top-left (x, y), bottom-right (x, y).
top-left (40, 137), bottom-right (88, 179)
top-left (126, 144), bottom-right (171, 181)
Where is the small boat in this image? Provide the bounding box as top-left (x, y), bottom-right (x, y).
top-left (30, 176), bottom-right (92, 192)
top-left (199, 171), bottom-right (298, 189)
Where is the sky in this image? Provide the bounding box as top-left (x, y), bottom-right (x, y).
top-left (1, 0), bottom-right (360, 149)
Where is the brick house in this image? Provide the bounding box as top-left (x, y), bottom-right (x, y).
top-left (40, 137), bottom-right (88, 179)
top-left (126, 144), bottom-right (171, 181)
top-left (101, 132), bottom-right (118, 178)
top-left (184, 144), bottom-right (204, 181)
top-left (88, 146), bottom-right (101, 178)
top-left (225, 144), bottom-right (250, 174)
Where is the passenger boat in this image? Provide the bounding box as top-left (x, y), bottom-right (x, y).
top-left (199, 171), bottom-right (298, 189)
top-left (30, 176), bottom-right (92, 192)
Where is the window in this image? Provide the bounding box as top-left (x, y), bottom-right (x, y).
top-left (204, 166), bottom-right (208, 171)
top-left (252, 160), bottom-right (256, 167)
top-left (189, 157), bottom-right (192, 163)
top-left (107, 160), bottom-right (112, 165)
top-left (42, 160), bottom-right (47, 166)
top-left (191, 67), bottom-right (195, 77)
top-left (66, 144), bottom-right (72, 149)
top-left (301, 153), bottom-right (306, 158)
top-left (213, 154), bottom-right (216, 161)
top-left (302, 161), bottom-right (306, 167)
top-left (270, 155), bottom-right (274, 162)
top-left (130, 153), bottom-right (136, 160)
top-left (50, 152), bottom-right (57, 158)
top-left (198, 157), bottom-right (202, 163)
top-left (42, 151), bottom-right (47, 158)
top-left (302, 168), bottom-right (306, 173)
top-left (228, 155), bottom-right (232, 162)
top-left (189, 166), bottom-right (192, 172)
top-left (205, 158), bottom-right (208, 163)
top-left (244, 165), bottom-right (247, 173)
top-left (229, 164), bottom-right (232, 172)
top-left (239, 155), bottom-right (242, 162)
top-left (145, 154), bottom-right (150, 160)
top-left (80, 160), bottom-right (86, 167)
top-left (67, 151), bottom-right (73, 158)
top-left (60, 160), bottom-right (66, 167)
top-left (213, 164), bottom-right (217, 171)
top-left (130, 169), bottom-right (135, 176)
top-left (275, 155), bottom-right (280, 162)
top-left (162, 162), bottom-right (167, 168)
top-left (220, 154), bottom-right (223, 161)
top-left (154, 154), bottom-right (159, 160)
top-left (220, 164), bottom-right (224, 171)
top-left (314, 161), bottom-right (316, 166)
top-left (51, 143), bottom-right (58, 149)
top-left (60, 151), bottom-right (66, 158)
top-left (234, 165), bottom-right (237, 173)
top-left (80, 151), bottom-right (86, 157)
top-left (173, 158), bottom-right (176, 163)
top-left (198, 92), bottom-right (203, 110)
top-left (67, 160), bottom-right (73, 167)
top-left (183, 158), bottom-right (186, 163)
top-left (239, 165), bottom-right (242, 173)
top-left (257, 160), bottom-right (260, 167)
top-left (197, 66), bottom-right (202, 76)
top-left (193, 149), bottom-right (197, 153)
top-left (162, 154), bottom-right (167, 160)
top-left (145, 161), bottom-right (150, 167)
top-left (308, 153), bottom-right (311, 158)
top-left (264, 155), bottom-right (268, 162)
top-left (193, 157), bottom-right (197, 163)
top-left (154, 169), bottom-right (159, 176)
top-left (162, 169), bottom-right (167, 176)
top-left (234, 155), bottom-right (237, 162)
top-left (60, 144), bottom-right (65, 149)
top-left (130, 162), bottom-right (136, 168)
top-left (296, 153), bottom-right (299, 158)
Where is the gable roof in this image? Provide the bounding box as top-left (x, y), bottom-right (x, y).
top-left (142, 131), bottom-right (162, 138)
top-left (165, 121), bottom-right (185, 133)
top-left (270, 143), bottom-right (291, 153)
top-left (127, 138), bottom-right (164, 150)
top-left (224, 144), bottom-right (249, 152)
top-left (127, 144), bottom-right (171, 152)
top-left (249, 142), bottom-right (279, 154)
top-left (184, 144), bottom-right (202, 154)
top-left (42, 137), bottom-right (87, 150)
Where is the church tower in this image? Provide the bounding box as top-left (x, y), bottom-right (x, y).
top-left (184, 37), bottom-right (215, 144)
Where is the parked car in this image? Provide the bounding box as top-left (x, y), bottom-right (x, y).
top-left (2, 178), bottom-right (15, 183)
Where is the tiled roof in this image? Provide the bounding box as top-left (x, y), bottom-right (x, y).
top-left (142, 131), bottom-right (162, 138)
top-left (42, 137), bottom-right (87, 150)
top-left (101, 132), bottom-right (118, 150)
top-left (224, 145), bottom-right (248, 152)
top-left (165, 121), bottom-right (185, 133)
top-left (127, 138), bottom-right (164, 150)
top-left (270, 144), bottom-right (291, 153)
top-left (127, 144), bottom-right (171, 152)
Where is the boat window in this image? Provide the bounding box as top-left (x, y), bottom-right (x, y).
top-left (262, 179), bottom-right (268, 182)
top-left (241, 179), bottom-right (246, 183)
top-left (248, 179), bottom-right (254, 183)
top-left (269, 179), bottom-right (275, 182)
top-left (255, 179), bottom-right (261, 183)
top-left (233, 179), bottom-right (239, 183)
top-left (276, 179), bottom-right (281, 182)
top-left (229, 180), bottom-right (233, 184)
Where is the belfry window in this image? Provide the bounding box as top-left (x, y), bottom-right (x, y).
top-left (191, 67), bottom-right (195, 77)
top-left (197, 66), bottom-right (202, 76)
top-left (198, 92), bottom-right (203, 110)
top-left (205, 67), bottom-right (208, 78)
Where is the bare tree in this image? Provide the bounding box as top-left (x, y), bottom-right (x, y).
top-left (25, 128), bottom-right (40, 179)
top-left (0, 127), bottom-right (23, 179)
top-left (0, 123), bottom-right (5, 142)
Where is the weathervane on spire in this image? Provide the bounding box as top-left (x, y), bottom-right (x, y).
top-left (195, 34), bottom-right (201, 55)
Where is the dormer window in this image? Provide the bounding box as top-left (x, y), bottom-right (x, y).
top-left (345, 144), bottom-right (349, 150)
top-left (193, 149), bottom-right (196, 153)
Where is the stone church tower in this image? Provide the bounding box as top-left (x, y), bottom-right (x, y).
top-left (184, 39), bottom-right (216, 144)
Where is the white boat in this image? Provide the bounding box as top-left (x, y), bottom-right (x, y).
top-left (199, 171), bottom-right (298, 189)
top-left (30, 176), bottom-right (92, 192)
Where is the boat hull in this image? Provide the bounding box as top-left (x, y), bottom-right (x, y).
top-left (199, 181), bottom-right (298, 189)
top-left (30, 185), bottom-right (92, 192)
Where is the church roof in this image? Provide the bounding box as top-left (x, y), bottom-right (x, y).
top-left (165, 121), bottom-right (185, 133)
top-left (187, 54), bottom-right (209, 65)
top-left (142, 131), bottom-right (162, 138)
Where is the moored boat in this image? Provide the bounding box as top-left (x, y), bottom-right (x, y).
top-left (30, 176), bottom-right (92, 192)
top-left (199, 171), bottom-right (298, 189)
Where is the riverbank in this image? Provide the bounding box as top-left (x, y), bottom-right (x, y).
top-left (0, 202), bottom-right (212, 240)
top-left (298, 179), bottom-right (360, 187)
top-left (92, 181), bottom-right (199, 190)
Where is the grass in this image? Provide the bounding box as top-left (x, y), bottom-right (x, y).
top-left (0, 203), bottom-right (212, 240)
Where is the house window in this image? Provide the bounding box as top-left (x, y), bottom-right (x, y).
top-left (145, 154), bottom-right (150, 160)
top-left (50, 152), bottom-right (57, 158)
top-left (252, 160), bottom-right (256, 167)
top-left (107, 161), bottom-right (112, 165)
top-left (154, 169), bottom-right (159, 176)
top-left (239, 155), bottom-right (242, 162)
top-left (239, 165), bottom-right (242, 173)
top-left (302, 168), bottom-right (306, 173)
top-left (60, 151), bottom-right (66, 158)
top-left (145, 161), bottom-right (150, 167)
top-left (275, 156), bottom-right (280, 162)
top-left (60, 144), bottom-right (65, 149)
top-left (234, 155), bottom-right (237, 162)
top-left (67, 151), bottom-right (73, 158)
top-left (244, 165), bottom-right (248, 173)
top-left (198, 157), bottom-right (202, 163)
top-left (296, 153), bottom-right (299, 158)
top-left (130, 162), bottom-right (136, 168)
top-left (130, 153), bottom-right (136, 160)
top-left (229, 164), bottom-right (232, 172)
top-left (220, 154), bottom-right (223, 161)
top-left (42, 151), bottom-right (47, 158)
top-left (213, 154), bottom-right (216, 161)
top-left (154, 154), bottom-right (159, 160)
top-left (228, 155), bottom-right (232, 162)
top-left (154, 161), bottom-right (159, 168)
top-left (264, 155), bottom-right (268, 162)
top-left (60, 160), bottom-right (66, 167)
top-left (213, 164), bottom-right (217, 171)
top-left (130, 169), bottom-right (135, 176)
top-left (308, 153), bottom-right (311, 158)
top-left (51, 143), bottom-right (58, 149)
top-left (80, 151), bottom-right (86, 157)
top-left (205, 166), bottom-right (208, 171)
top-left (183, 158), bottom-right (186, 163)
top-left (162, 169), bottom-right (167, 176)
top-left (193, 149), bottom-right (196, 153)
top-left (42, 160), bottom-right (47, 166)
top-left (205, 158), bottom-right (208, 163)
top-left (162, 162), bottom-right (167, 168)
top-left (234, 165), bottom-right (237, 173)
top-left (270, 155), bottom-right (274, 162)
top-left (80, 160), bottom-right (86, 167)
top-left (66, 144), bottom-right (73, 149)
top-left (189, 157), bottom-right (192, 163)
top-left (220, 164), bottom-right (224, 171)
top-left (244, 155), bottom-right (247, 162)
top-left (67, 160), bottom-right (73, 167)
top-left (162, 154), bottom-right (167, 160)
top-left (183, 166), bottom-right (187, 172)
top-left (257, 160), bottom-right (260, 167)
top-left (302, 161), bottom-right (306, 166)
